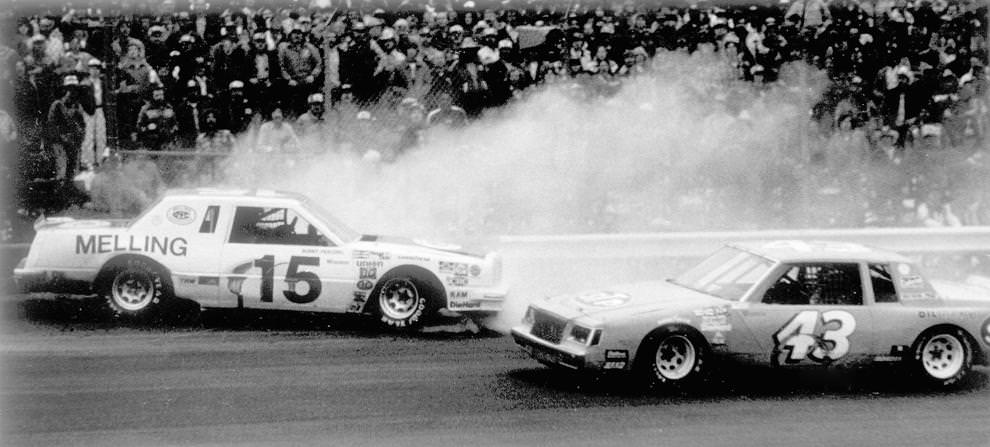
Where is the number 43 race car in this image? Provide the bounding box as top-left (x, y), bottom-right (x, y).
top-left (14, 189), bottom-right (506, 328)
top-left (512, 241), bottom-right (990, 389)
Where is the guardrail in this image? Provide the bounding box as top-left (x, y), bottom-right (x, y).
top-left (498, 226), bottom-right (990, 259)
top-left (496, 227), bottom-right (990, 303)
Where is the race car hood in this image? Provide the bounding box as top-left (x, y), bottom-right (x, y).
top-left (355, 234), bottom-right (484, 258)
top-left (930, 278), bottom-right (990, 304)
top-left (541, 280), bottom-right (729, 321)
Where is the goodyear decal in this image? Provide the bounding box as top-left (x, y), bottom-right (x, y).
top-left (75, 234), bottom-right (188, 256)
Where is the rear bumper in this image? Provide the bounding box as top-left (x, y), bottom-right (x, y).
top-left (13, 260), bottom-right (93, 295)
top-left (511, 327), bottom-right (588, 370)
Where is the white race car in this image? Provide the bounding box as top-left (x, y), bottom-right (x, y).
top-left (15, 188), bottom-right (506, 328)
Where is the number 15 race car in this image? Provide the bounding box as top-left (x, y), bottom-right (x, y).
top-left (512, 241), bottom-right (990, 389)
top-left (14, 189), bottom-right (506, 328)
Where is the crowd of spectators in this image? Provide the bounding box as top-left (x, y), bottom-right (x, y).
top-left (1, 0), bottom-right (988, 232)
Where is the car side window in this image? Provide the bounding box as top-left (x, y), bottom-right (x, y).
top-left (199, 205), bottom-right (220, 233)
top-left (229, 206), bottom-right (331, 246)
top-left (762, 263), bottom-right (863, 306)
top-left (869, 264), bottom-right (898, 303)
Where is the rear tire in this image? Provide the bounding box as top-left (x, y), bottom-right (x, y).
top-left (99, 258), bottom-right (172, 319)
top-left (638, 328), bottom-right (709, 391)
top-left (912, 328), bottom-right (973, 388)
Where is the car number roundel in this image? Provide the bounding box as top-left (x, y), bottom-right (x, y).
top-left (773, 310), bottom-right (856, 364)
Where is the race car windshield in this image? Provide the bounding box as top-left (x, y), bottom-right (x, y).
top-left (301, 198), bottom-right (360, 243)
top-left (672, 247), bottom-right (774, 301)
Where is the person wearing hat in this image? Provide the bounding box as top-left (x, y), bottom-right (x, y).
top-left (217, 80), bottom-right (254, 134)
top-left (279, 25), bottom-right (323, 116)
top-left (209, 25), bottom-right (250, 93)
top-left (135, 84), bottom-right (178, 151)
top-left (47, 75), bottom-right (87, 182)
top-left (57, 35), bottom-right (96, 76)
top-left (79, 59), bottom-right (109, 168)
top-left (296, 93), bottom-right (326, 138)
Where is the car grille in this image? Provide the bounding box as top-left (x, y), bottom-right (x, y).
top-left (531, 310), bottom-right (566, 344)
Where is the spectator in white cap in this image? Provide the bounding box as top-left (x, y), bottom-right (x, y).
top-left (296, 92), bottom-right (327, 138)
top-left (47, 75), bottom-right (86, 182)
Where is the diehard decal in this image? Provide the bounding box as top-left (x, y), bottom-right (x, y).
top-left (166, 205), bottom-right (197, 225)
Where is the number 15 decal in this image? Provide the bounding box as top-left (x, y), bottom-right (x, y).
top-left (772, 310), bottom-right (856, 364)
top-left (253, 255), bottom-right (322, 304)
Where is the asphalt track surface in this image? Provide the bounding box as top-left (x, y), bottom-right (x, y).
top-left (2, 294), bottom-right (989, 447)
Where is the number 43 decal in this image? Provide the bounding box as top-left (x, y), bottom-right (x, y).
top-left (773, 310), bottom-right (856, 364)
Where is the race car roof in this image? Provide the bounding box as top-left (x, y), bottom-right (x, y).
top-left (163, 188), bottom-right (308, 202)
top-left (731, 240), bottom-right (913, 264)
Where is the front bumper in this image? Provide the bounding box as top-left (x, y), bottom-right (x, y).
top-left (445, 286), bottom-right (508, 312)
top-left (511, 326), bottom-right (589, 370)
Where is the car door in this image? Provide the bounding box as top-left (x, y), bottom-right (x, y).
top-left (219, 205), bottom-right (353, 312)
top-left (737, 262), bottom-right (875, 367)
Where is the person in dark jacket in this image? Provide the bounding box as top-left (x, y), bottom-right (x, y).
top-left (46, 75), bottom-right (86, 181)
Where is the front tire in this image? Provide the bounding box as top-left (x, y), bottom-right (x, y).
top-left (638, 328), bottom-right (709, 391)
top-left (99, 258), bottom-right (172, 319)
top-left (912, 328), bottom-right (973, 388)
top-left (372, 275), bottom-right (439, 330)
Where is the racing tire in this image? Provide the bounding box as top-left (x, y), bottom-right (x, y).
top-left (638, 328), bottom-right (709, 391)
top-left (911, 328), bottom-right (973, 388)
top-left (369, 273), bottom-right (440, 330)
top-left (99, 258), bottom-right (173, 320)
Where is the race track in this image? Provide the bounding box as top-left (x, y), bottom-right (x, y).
top-left (2, 294), bottom-right (989, 447)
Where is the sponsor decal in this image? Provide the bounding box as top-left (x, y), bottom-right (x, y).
top-left (981, 317), bottom-right (990, 345)
top-left (356, 279), bottom-right (374, 290)
top-left (470, 265), bottom-right (482, 277)
top-left (166, 205), bottom-right (196, 225)
top-left (325, 259), bottom-right (350, 265)
top-left (179, 276), bottom-right (196, 285)
top-left (354, 250), bottom-right (390, 260)
top-left (447, 276), bottom-right (469, 287)
top-left (76, 234), bottom-right (188, 256)
top-left (693, 306), bottom-right (729, 317)
top-left (449, 290), bottom-right (469, 299)
top-left (900, 274), bottom-right (925, 288)
top-left (448, 300), bottom-right (482, 310)
top-left (700, 314), bottom-right (732, 332)
top-left (575, 291), bottom-right (631, 308)
top-left (439, 261), bottom-right (469, 276)
top-left (603, 350), bottom-right (628, 369)
top-left (918, 310), bottom-right (980, 320)
top-left (355, 260), bottom-right (384, 268)
top-left (397, 255), bottom-right (431, 262)
top-left (359, 267), bottom-right (377, 279)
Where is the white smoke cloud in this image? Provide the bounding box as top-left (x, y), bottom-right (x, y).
top-left (213, 51), bottom-right (830, 244)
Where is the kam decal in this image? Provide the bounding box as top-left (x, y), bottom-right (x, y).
top-left (166, 205), bottom-right (197, 225)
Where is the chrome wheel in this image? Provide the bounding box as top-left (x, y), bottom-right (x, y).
top-left (921, 333), bottom-right (965, 380)
top-left (655, 334), bottom-right (697, 380)
top-left (111, 270), bottom-right (155, 312)
top-left (378, 278), bottom-right (421, 321)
